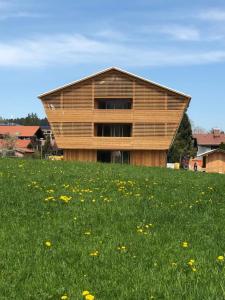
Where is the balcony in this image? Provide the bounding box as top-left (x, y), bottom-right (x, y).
top-left (46, 109), bottom-right (182, 123)
top-left (56, 136), bottom-right (171, 150)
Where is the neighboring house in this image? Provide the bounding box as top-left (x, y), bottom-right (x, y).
top-left (193, 129), bottom-right (225, 156)
top-left (38, 67), bottom-right (190, 166)
top-left (0, 126), bottom-right (44, 157)
top-left (41, 125), bottom-right (54, 140)
top-left (199, 149), bottom-right (225, 174)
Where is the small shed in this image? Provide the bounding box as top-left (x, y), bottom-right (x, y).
top-left (200, 149), bottom-right (225, 174)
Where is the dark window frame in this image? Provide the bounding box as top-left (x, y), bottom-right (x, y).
top-left (95, 98), bottom-right (132, 109)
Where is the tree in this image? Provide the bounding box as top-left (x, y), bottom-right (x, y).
top-left (5, 113), bottom-right (49, 126)
top-left (167, 113), bottom-right (197, 163)
top-left (42, 135), bottom-right (53, 157)
top-left (219, 143), bottom-right (225, 150)
top-left (192, 126), bottom-right (207, 134)
top-left (1, 133), bottom-right (17, 157)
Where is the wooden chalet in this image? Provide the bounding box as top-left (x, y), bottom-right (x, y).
top-left (200, 149), bottom-right (225, 174)
top-left (39, 67), bottom-right (191, 166)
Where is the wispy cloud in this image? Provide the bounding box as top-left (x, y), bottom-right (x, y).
top-left (155, 25), bottom-right (200, 41)
top-left (0, 0), bottom-right (43, 20)
top-left (95, 29), bottom-right (126, 41)
top-left (0, 33), bottom-right (225, 68)
top-left (199, 8), bottom-right (225, 21)
top-left (0, 11), bottom-right (43, 20)
top-left (0, 0), bottom-right (12, 10)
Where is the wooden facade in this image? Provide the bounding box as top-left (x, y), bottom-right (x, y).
top-left (39, 67), bottom-right (191, 167)
top-left (202, 150), bottom-right (225, 174)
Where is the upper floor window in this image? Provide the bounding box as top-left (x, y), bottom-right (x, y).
top-left (95, 98), bottom-right (132, 109)
top-left (95, 124), bottom-right (132, 137)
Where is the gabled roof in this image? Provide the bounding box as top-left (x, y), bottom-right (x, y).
top-left (0, 139), bottom-right (32, 151)
top-left (38, 67), bottom-right (191, 100)
top-left (197, 148), bottom-right (225, 157)
top-left (193, 133), bottom-right (225, 146)
top-left (0, 126), bottom-right (40, 137)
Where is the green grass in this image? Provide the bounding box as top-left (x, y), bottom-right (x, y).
top-left (1, 158), bottom-right (225, 299)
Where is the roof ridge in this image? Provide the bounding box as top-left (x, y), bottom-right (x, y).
top-left (38, 66), bottom-right (191, 99)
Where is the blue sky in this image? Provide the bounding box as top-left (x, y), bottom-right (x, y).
top-left (1, 0), bottom-right (225, 130)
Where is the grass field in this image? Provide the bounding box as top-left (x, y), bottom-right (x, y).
top-left (1, 158), bottom-right (225, 299)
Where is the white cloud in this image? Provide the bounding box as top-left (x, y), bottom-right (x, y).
top-left (199, 9), bottom-right (225, 21)
top-left (0, 0), bottom-right (42, 20)
top-left (95, 29), bottom-right (126, 41)
top-left (157, 25), bottom-right (200, 41)
top-left (0, 33), bottom-right (225, 68)
top-left (0, 11), bottom-right (42, 20)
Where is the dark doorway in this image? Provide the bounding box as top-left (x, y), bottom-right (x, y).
top-left (97, 150), bottom-right (130, 164)
top-left (97, 151), bottom-right (111, 163)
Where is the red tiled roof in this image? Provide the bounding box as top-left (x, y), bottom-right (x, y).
top-left (0, 139), bottom-right (32, 151)
top-left (193, 134), bottom-right (225, 146)
top-left (16, 139), bottom-right (32, 148)
top-left (0, 126), bottom-right (40, 137)
top-left (16, 148), bottom-right (34, 153)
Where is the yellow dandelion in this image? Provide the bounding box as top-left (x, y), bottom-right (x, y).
top-left (59, 195), bottom-right (72, 203)
top-left (90, 250), bottom-right (99, 256)
top-left (182, 241), bottom-right (189, 248)
top-left (85, 295), bottom-right (94, 300)
top-left (61, 294), bottom-right (68, 300)
top-left (217, 255), bottom-right (224, 261)
top-left (82, 291), bottom-right (90, 296)
top-left (188, 259), bottom-right (195, 266)
top-left (84, 231), bottom-right (91, 235)
top-left (45, 241), bottom-right (52, 247)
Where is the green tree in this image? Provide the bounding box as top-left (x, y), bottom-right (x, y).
top-left (167, 113), bottom-right (197, 163)
top-left (219, 142), bottom-right (225, 150)
top-left (5, 113), bottom-right (49, 126)
top-left (42, 135), bottom-right (53, 157)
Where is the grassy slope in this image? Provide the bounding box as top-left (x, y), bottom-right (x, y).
top-left (0, 159), bottom-right (225, 299)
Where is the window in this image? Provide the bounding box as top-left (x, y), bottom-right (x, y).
top-left (96, 124), bottom-right (132, 137)
top-left (95, 98), bottom-right (132, 109)
top-left (97, 151), bottom-right (130, 164)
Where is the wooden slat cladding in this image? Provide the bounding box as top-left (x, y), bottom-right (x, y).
top-left (134, 82), bottom-right (186, 110)
top-left (206, 152), bottom-right (225, 174)
top-left (133, 123), bottom-right (177, 137)
top-left (43, 82), bottom-right (92, 109)
top-left (56, 136), bottom-right (171, 150)
top-left (134, 83), bottom-right (166, 110)
top-left (41, 70), bottom-right (188, 111)
top-left (62, 83), bottom-right (92, 109)
top-left (43, 93), bottom-right (61, 110)
top-left (51, 122), bottom-right (92, 137)
top-left (94, 73), bottom-right (133, 98)
top-left (131, 150), bottom-right (167, 167)
top-left (64, 149), bottom-right (96, 161)
top-left (46, 109), bottom-right (182, 123)
top-left (167, 94), bottom-right (186, 110)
